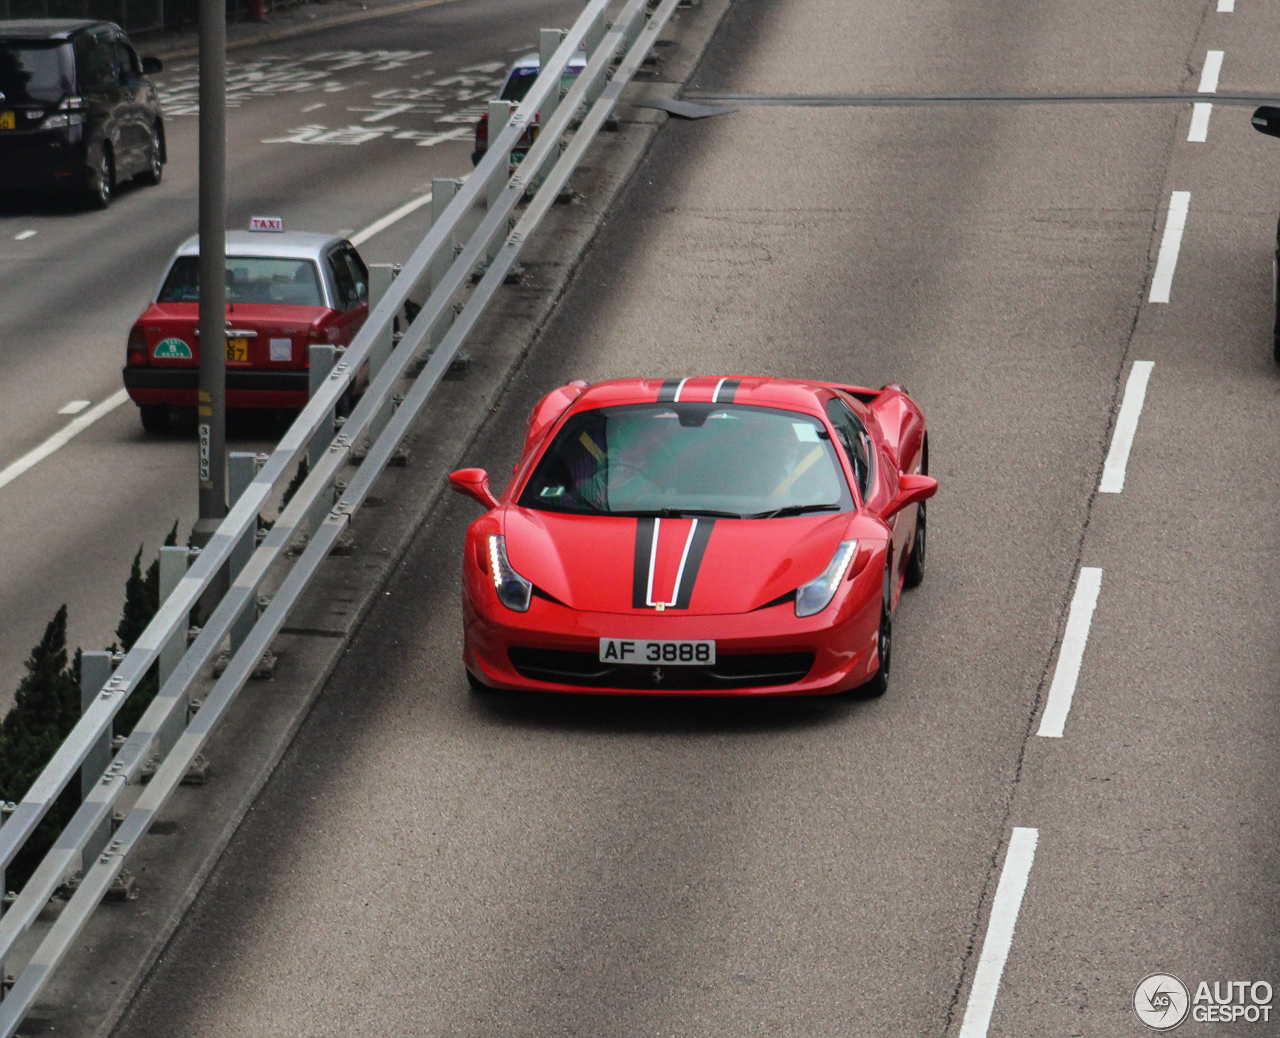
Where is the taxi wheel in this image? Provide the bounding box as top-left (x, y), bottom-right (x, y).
top-left (87, 147), bottom-right (113, 209)
top-left (139, 404), bottom-right (170, 433)
top-left (139, 127), bottom-right (163, 186)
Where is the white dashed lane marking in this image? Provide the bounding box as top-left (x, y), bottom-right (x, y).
top-left (0, 391), bottom-right (129, 493)
top-left (57, 400), bottom-right (90, 415)
top-left (13, 230), bottom-right (35, 241)
top-left (1218, 0), bottom-right (1234, 10)
top-left (1037, 567), bottom-right (1103, 738)
top-left (1099, 360), bottom-right (1154, 493)
top-left (958, 828), bottom-right (1040, 1038)
top-left (1149, 191), bottom-right (1190, 303)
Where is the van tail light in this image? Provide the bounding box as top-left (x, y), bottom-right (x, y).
top-left (475, 112), bottom-right (488, 151)
top-left (127, 327), bottom-right (148, 366)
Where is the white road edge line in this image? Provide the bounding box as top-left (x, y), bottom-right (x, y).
top-left (1037, 567), bottom-right (1103, 738)
top-left (1188, 102), bottom-right (1212, 142)
top-left (1199, 50), bottom-right (1224, 93)
top-left (958, 827), bottom-right (1040, 1038)
top-left (0, 390), bottom-right (130, 493)
top-left (57, 400), bottom-right (91, 415)
top-left (1217, 0), bottom-right (1234, 10)
top-left (1099, 360), bottom-right (1154, 493)
top-left (1149, 191), bottom-right (1190, 304)
top-left (14, 230), bottom-right (36, 241)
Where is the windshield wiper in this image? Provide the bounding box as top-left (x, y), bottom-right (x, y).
top-left (613, 508), bottom-right (746, 519)
top-left (746, 504), bottom-right (842, 519)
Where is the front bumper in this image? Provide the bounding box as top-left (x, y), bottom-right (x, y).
top-left (462, 572), bottom-right (882, 696)
top-left (123, 366), bottom-right (310, 410)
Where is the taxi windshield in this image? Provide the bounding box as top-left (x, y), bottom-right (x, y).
top-left (158, 256), bottom-right (325, 306)
top-left (519, 403), bottom-right (854, 518)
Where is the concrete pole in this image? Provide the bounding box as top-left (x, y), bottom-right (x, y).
top-left (194, 0), bottom-right (227, 546)
top-left (80, 652), bottom-right (114, 867)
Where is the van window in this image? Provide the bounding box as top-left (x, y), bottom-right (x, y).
top-left (0, 41), bottom-right (74, 103)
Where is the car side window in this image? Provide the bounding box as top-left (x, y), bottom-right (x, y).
top-left (824, 398), bottom-right (873, 500)
top-left (340, 246), bottom-right (368, 304)
top-left (74, 33), bottom-right (115, 91)
top-left (115, 40), bottom-right (141, 82)
top-left (327, 249), bottom-right (359, 310)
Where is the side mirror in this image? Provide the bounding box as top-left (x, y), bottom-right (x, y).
top-left (885, 473), bottom-right (938, 518)
top-left (449, 468), bottom-right (500, 510)
top-left (142, 56), bottom-right (163, 75)
top-left (1253, 106), bottom-right (1280, 138)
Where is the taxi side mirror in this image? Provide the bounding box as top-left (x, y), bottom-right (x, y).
top-left (449, 468), bottom-right (500, 510)
top-left (142, 56), bottom-right (163, 74)
top-left (885, 473), bottom-right (937, 518)
top-left (1253, 106), bottom-right (1280, 138)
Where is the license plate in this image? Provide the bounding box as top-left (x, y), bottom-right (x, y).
top-left (599, 638), bottom-right (715, 666)
top-left (225, 336), bottom-right (249, 362)
top-left (0, 112), bottom-right (14, 131)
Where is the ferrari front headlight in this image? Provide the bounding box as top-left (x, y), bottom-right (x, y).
top-left (795, 540), bottom-right (858, 618)
top-left (488, 534), bottom-right (532, 612)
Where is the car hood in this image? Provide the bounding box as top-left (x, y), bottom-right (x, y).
top-left (502, 508), bottom-right (852, 615)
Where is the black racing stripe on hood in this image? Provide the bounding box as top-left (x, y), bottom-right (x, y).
top-left (674, 519), bottom-right (715, 609)
top-left (632, 517), bottom-right (656, 608)
top-left (657, 378), bottom-right (682, 402)
top-left (715, 378), bottom-right (741, 403)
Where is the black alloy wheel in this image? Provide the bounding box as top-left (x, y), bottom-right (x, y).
top-left (139, 127), bottom-right (163, 186)
top-left (88, 146), bottom-right (113, 209)
top-left (857, 565), bottom-right (893, 698)
top-left (904, 500), bottom-right (926, 588)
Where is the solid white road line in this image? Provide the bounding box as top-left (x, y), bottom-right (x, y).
top-left (0, 390), bottom-right (129, 493)
top-left (1199, 50), bottom-right (1224, 93)
top-left (1100, 360), bottom-right (1154, 493)
top-left (349, 191), bottom-right (433, 246)
top-left (1188, 102), bottom-right (1213, 142)
top-left (14, 230), bottom-right (36, 241)
top-left (1217, 0), bottom-right (1234, 10)
top-left (958, 827), bottom-right (1040, 1038)
top-left (57, 400), bottom-right (91, 415)
top-left (1037, 567), bottom-right (1103, 738)
top-left (1149, 191), bottom-right (1190, 304)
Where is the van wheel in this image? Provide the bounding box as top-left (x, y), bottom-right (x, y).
top-left (139, 126), bottom-right (163, 186)
top-left (139, 404), bottom-right (170, 433)
top-left (87, 146), bottom-right (113, 209)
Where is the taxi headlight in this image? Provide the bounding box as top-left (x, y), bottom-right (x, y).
top-left (488, 534), bottom-right (532, 612)
top-left (795, 540), bottom-right (858, 618)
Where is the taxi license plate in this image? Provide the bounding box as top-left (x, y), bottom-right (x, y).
top-left (0, 112), bottom-right (14, 131)
top-left (225, 337), bottom-right (249, 362)
top-left (599, 638), bottom-right (715, 666)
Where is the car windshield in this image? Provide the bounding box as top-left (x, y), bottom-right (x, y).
top-left (157, 256), bottom-right (325, 306)
top-left (0, 42), bottom-right (74, 104)
top-left (518, 403), bottom-right (854, 518)
top-left (498, 62), bottom-right (582, 103)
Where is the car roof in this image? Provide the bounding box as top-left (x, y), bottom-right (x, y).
top-left (0, 19), bottom-right (115, 40)
top-left (173, 231), bottom-right (344, 261)
top-left (568, 377), bottom-right (842, 418)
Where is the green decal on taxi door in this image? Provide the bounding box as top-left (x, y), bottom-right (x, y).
top-left (154, 338), bottom-right (192, 359)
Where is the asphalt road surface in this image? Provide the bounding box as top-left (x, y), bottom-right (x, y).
top-left (114, 0), bottom-right (1280, 1036)
top-left (0, 0), bottom-right (584, 711)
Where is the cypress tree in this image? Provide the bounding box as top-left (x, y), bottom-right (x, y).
top-left (0, 607), bottom-right (82, 891)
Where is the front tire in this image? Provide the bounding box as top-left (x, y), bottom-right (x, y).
top-left (903, 501), bottom-right (926, 588)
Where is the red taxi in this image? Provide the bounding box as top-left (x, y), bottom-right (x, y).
top-left (122, 230), bottom-right (370, 432)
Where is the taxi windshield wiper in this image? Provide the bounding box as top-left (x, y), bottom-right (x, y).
top-left (613, 508), bottom-right (746, 519)
top-left (746, 503), bottom-right (842, 519)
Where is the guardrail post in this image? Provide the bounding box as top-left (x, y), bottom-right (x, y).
top-left (366, 264), bottom-right (397, 379)
top-left (485, 100), bottom-right (515, 265)
top-left (80, 651), bottom-right (114, 866)
top-left (428, 178), bottom-right (462, 349)
top-left (153, 544), bottom-right (190, 758)
top-left (539, 28), bottom-right (567, 126)
top-left (1, 800), bottom-right (12, 1000)
top-left (227, 452), bottom-right (257, 654)
top-left (307, 344), bottom-right (336, 470)
top-left (584, 1), bottom-right (608, 103)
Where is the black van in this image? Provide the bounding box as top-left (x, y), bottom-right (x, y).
top-left (0, 19), bottom-right (165, 208)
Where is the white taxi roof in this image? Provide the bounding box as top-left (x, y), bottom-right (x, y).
top-left (173, 231), bottom-right (344, 261)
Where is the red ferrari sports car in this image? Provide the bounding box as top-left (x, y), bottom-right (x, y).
top-left (449, 376), bottom-right (937, 696)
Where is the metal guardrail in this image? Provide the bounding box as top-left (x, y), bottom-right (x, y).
top-left (0, 0), bottom-right (678, 1028)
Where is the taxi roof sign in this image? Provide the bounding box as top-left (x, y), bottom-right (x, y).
top-left (249, 216), bottom-right (284, 232)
